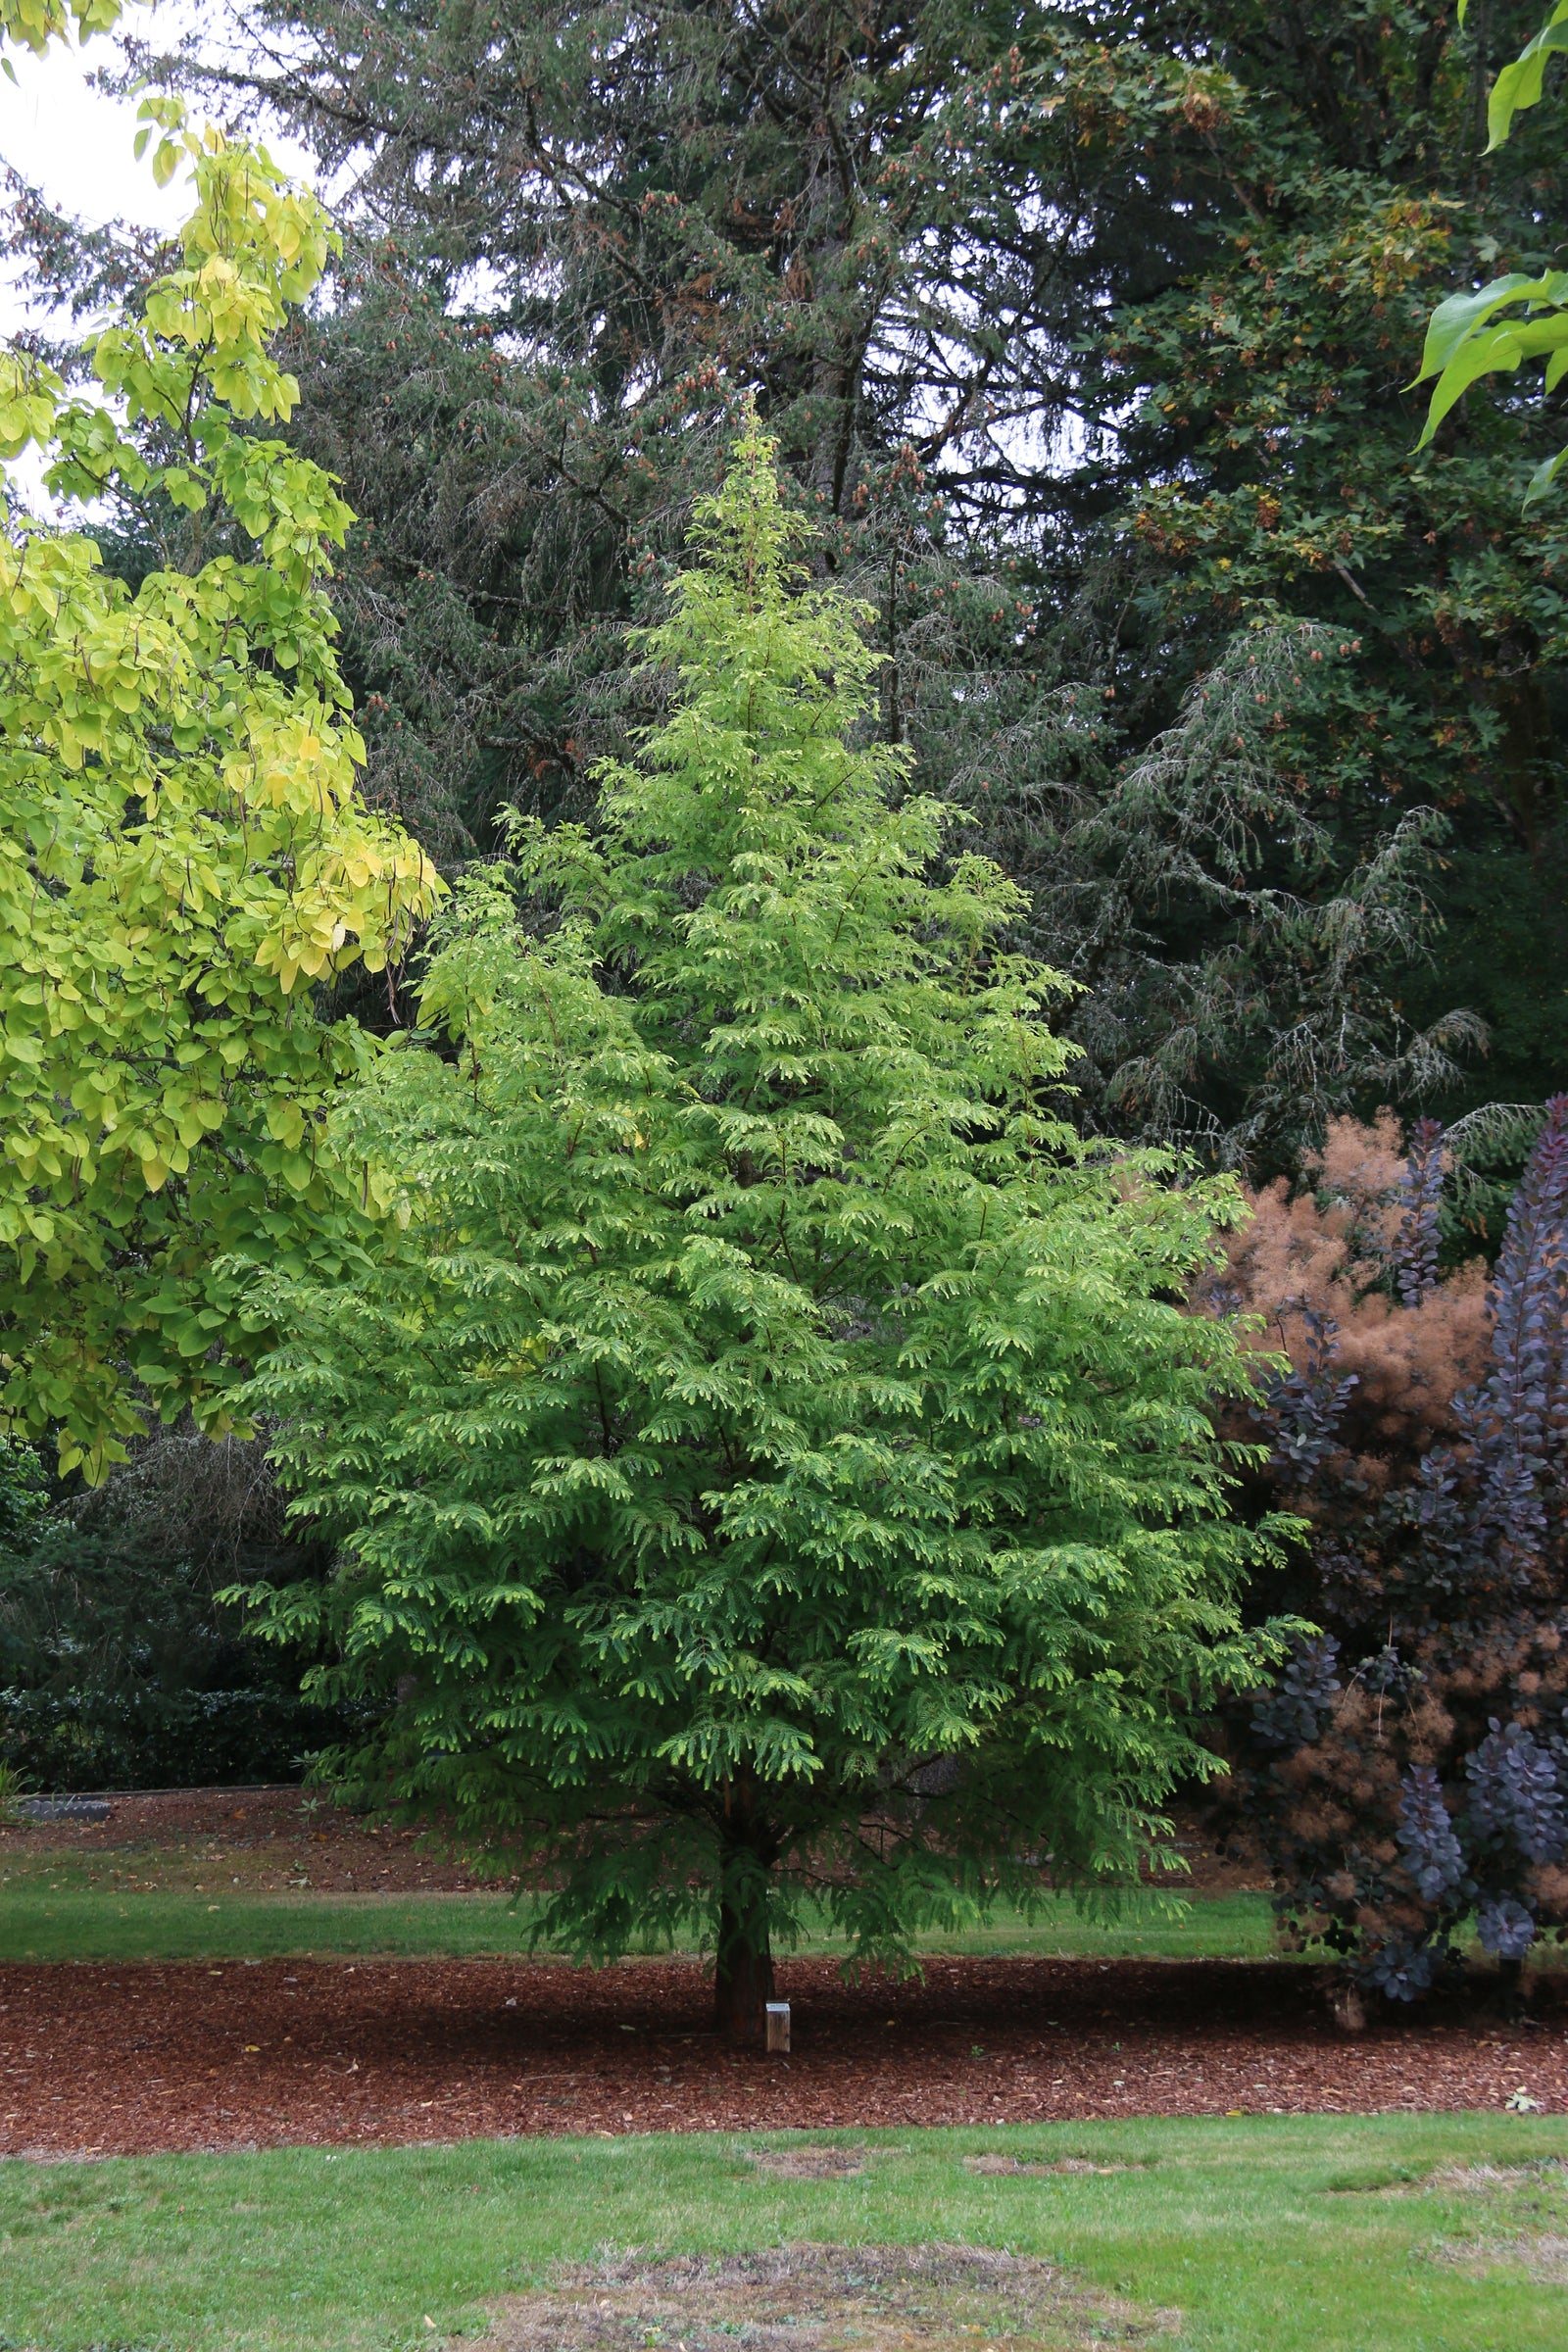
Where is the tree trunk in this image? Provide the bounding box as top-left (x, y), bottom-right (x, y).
top-left (713, 1838), bottom-right (775, 2045)
top-left (1495, 1951), bottom-right (1527, 2021)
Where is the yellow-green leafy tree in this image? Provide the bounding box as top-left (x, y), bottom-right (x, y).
top-left (0, 0), bottom-right (118, 61)
top-left (0, 75), bottom-right (440, 1478)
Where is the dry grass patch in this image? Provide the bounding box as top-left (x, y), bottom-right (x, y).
top-left (963, 2154), bottom-right (1143, 2179)
top-left (740, 2142), bottom-right (875, 2180)
top-left (486, 2241), bottom-right (1179, 2352)
top-left (1330, 2156), bottom-right (1568, 2197)
top-left (1429, 2231), bottom-right (1568, 2283)
top-left (1424, 2159), bottom-right (1565, 2193)
top-left (1420, 2156), bottom-right (1568, 2286)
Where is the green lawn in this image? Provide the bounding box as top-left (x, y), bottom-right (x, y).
top-left (0, 1884), bottom-right (1282, 1965)
top-left (1, 2116), bottom-right (1565, 2352)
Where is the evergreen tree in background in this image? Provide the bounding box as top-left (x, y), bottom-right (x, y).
top-left (0, 1422), bottom-right (352, 1791)
top-left (240, 430), bottom-right (1291, 2039)
top-left (75, 0), bottom-right (1566, 1164)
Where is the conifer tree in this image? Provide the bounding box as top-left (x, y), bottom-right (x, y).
top-left (244, 426), bottom-right (1291, 2040)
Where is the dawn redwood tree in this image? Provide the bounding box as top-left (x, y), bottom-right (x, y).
top-left (243, 425), bottom-right (1291, 2041)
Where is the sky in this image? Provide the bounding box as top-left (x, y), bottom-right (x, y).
top-left (0, 4), bottom-right (323, 506)
top-left (0, 25), bottom-right (189, 281)
top-left (0, 3), bottom-right (321, 331)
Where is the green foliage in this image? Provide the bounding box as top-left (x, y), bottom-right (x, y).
top-left (1097, 9), bottom-right (1568, 1150)
top-left (1415, 0), bottom-right (1568, 504)
top-left (0, 107), bottom-right (440, 1477)
top-left (154, 2), bottom-right (1224, 861)
top-left (1402, 833), bottom-right (1568, 1210)
top-left (0, 1435), bottom-right (45, 1545)
top-left (124, 0), bottom-right (1565, 1160)
top-left (0, 0), bottom-right (116, 61)
top-left (1485, 0), bottom-right (1568, 146)
top-left (0, 1684), bottom-right (351, 1791)
top-left (0, 1423), bottom-right (357, 1789)
top-left (239, 427), bottom-right (1292, 2034)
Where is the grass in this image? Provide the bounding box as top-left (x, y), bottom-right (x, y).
top-left (1, 2115), bottom-right (1566, 2352)
top-left (0, 1884), bottom-right (1284, 1965)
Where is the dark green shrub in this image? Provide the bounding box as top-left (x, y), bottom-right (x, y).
top-left (0, 1422), bottom-right (360, 1789)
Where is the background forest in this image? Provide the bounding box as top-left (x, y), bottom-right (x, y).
top-left (2, 0), bottom-right (1566, 2005)
top-left (116, 0), bottom-right (1568, 1158)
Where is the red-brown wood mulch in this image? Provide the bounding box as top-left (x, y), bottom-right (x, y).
top-left (3, 1954), bottom-right (1565, 2160)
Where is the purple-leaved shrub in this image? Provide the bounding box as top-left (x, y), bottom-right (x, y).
top-left (1200, 1100), bottom-right (1568, 1998)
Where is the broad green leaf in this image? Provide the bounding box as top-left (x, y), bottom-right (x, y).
top-left (1486, 3), bottom-right (1568, 148)
top-left (1411, 273), bottom-right (1566, 387)
top-left (1525, 444), bottom-right (1568, 506)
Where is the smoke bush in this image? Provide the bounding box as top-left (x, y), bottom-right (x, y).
top-left (1200, 1102), bottom-right (1568, 1999)
top-left (1366, 1936), bottom-right (1443, 2001)
top-left (1397, 1765), bottom-right (1466, 1901)
top-left (1251, 1635), bottom-right (1342, 1746)
top-left (1466, 1720), bottom-right (1568, 1863)
top-left (1477, 1896), bottom-right (1537, 1960)
top-left (1254, 1309), bottom-right (1358, 1485)
top-left (1396, 1118), bottom-right (1445, 1307)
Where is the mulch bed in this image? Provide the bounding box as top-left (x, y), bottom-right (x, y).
top-left (3, 1953), bottom-right (1566, 2160)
